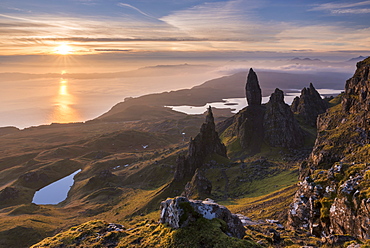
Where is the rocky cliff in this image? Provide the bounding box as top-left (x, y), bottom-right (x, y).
top-left (291, 83), bottom-right (328, 127)
top-left (183, 169), bottom-right (212, 199)
top-left (237, 68), bottom-right (265, 154)
top-left (222, 69), bottom-right (305, 154)
top-left (174, 106), bottom-right (227, 194)
top-left (264, 88), bottom-right (304, 148)
top-left (287, 57), bottom-right (370, 240)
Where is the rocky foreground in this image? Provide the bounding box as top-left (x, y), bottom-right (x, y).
top-left (287, 57), bottom-right (370, 241)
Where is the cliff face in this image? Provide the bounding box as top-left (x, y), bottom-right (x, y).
top-left (225, 69), bottom-right (305, 154)
top-left (343, 58), bottom-right (370, 114)
top-left (264, 88), bottom-right (304, 148)
top-left (236, 105), bottom-right (265, 154)
top-left (235, 68), bottom-right (265, 154)
top-left (291, 83), bottom-right (328, 127)
top-left (287, 57), bottom-right (370, 240)
top-left (174, 106), bottom-right (227, 182)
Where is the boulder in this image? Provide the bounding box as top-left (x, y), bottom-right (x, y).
top-left (159, 197), bottom-right (246, 239)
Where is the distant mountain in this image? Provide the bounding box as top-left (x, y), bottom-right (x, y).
top-left (0, 63), bottom-right (210, 81)
top-left (290, 57), bottom-right (322, 62)
top-left (97, 70), bottom-right (350, 122)
top-left (347, 56), bottom-right (369, 62)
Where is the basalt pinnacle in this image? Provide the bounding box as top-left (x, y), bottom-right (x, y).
top-left (174, 106), bottom-right (227, 181)
top-left (264, 88), bottom-right (304, 148)
top-left (245, 68), bottom-right (262, 106)
top-left (291, 83), bottom-right (328, 127)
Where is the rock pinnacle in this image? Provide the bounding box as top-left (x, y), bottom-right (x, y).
top-left (245, 68), bottom-right (262, 106)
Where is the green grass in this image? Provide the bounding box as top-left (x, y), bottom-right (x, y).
top-left (32, 218), bottom-right (259, 248)
top-left (237, 169), bottom-right (298, 198)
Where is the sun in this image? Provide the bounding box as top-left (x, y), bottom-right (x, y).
top-left (54, 44), bottom-right (73, 55)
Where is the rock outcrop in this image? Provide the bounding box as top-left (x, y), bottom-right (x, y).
top-left (233, 69), bottom-right (265, 154)
top-left (245, 68), bottom-right (262, 106)
top-left (174, 106), bottom-right (227, 181)
top-left (238, 68), bottom-right (265, 153)
top-left (183, 168), bottom-right (212, 199)
top-left (159, 197), bottom-right (246, 239)
top-left (236, 105), bottom-right (265, 154)
top-left (221, 69), bottom-right (306, 154)
top-left (264, 88), bottom-right (304, 148)
top-left (291, 83), bottom-right (328, 127)
top-left (342, 58), bottom-right (370, 114)
top-left (287, 57), bottom-right (370, 241)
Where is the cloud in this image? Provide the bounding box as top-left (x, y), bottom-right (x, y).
top-left (75, 0), bottom-right (98, 6)
top-left (310, 0), bottom-right (370, 14)
top-left (18, 37), bottom-right (207, 42)
top-left (276, 25), bottom-right (370, 49)
top-left (94, 49), bottom-right (132, 52)
top-left (0, 1), bottom-right (369, 56)
top-left (160, 0), bottom-right (276, 41)
top-left (331, 8), bottom-right (370, 14)
top-left (0, 22), bottom-right (54, 28)
top-left (6, 7), bottom-right (31, 13)
top-left (117, 3), bottom-right (155, 19)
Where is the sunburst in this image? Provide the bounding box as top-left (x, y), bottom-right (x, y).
top-left (54, 44), bottom-right (73, 55)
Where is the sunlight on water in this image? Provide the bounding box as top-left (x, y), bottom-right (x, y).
top-left (49, 74), bottom-right (81, 124)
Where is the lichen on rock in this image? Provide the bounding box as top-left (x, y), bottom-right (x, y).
top-left (287, 57), bottom-right (370, 241)
top-left (159, 196), bottom-right (246, 239)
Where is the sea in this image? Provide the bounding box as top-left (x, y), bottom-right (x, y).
top-left (0, 64), bottom-right (349, 129)
top-left (0, 72), bottom-right (219, 129)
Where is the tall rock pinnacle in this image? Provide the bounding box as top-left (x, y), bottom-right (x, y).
top-left (174, 106), bottom-right (227, 181)
top-left (245, 68), bottom-right (262, 106)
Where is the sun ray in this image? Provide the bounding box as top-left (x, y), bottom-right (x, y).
top-left (54, 44), bottom-right (73, 55)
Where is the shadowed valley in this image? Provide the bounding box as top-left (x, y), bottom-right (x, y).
top-left (1, 59), bottom-right (370, 247)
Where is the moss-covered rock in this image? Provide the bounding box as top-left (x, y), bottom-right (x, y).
top-left (288, 57), bottom-right (370, 241)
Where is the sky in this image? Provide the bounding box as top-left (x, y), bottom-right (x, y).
top-left (1, 0), bottom-right (369, 128)
top-left (0, 0), bottom-right (369, 60)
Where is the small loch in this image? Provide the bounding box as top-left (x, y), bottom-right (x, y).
top-left (32, 169), bottom-right (81, 205)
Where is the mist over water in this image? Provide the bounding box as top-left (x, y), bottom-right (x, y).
top-left (0, 58), bottom-right (356, 129)
top-left (0, 68), bottom-right (220, 128)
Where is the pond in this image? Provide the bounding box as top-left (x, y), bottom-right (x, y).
top-left (32, 169), bottom-right (81, 205)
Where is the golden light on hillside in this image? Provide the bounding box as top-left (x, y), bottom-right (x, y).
top-left (54, 44), bottom-right (73, 55)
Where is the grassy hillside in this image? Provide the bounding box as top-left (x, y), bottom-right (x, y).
top-left (0, 72), bottom-right (348, 247)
